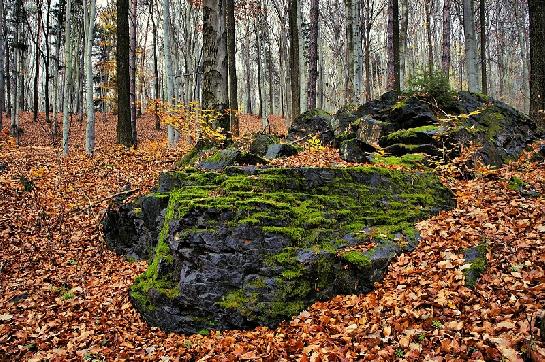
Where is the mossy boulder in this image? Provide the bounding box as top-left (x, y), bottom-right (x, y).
top-left (122, 167), bottom-right (454, 333)
top-left (463, 243), bottom-right (488, 289)
top-left (249, 134), bottom-right (279, 156)
top-left (288, 109), bottom-right (334, 145)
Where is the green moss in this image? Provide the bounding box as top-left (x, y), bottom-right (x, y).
top-left (479, 109), bottom-right (505, 140)
top-left (342, 250), bottom-right (372, 269)
top-left (508, 176), bottom-right (526, 191)
top-left (371, 153), bottom-right (426, 168)
top-left (384, 125), bottom-right (439, 144)
top-left (392, 99), bottom-right (407, 110)
top-left (464, 243), bottom-right (488, 289)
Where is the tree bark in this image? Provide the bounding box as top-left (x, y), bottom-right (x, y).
top-left (387, 0), bottom-right (400, 92)
top-left (424, 0), bottom-right (433, 74)
top-left (463, 0), bottom-right (480, 92)
top-left (85, 0), bottom-right (96, 155)
top-left (0, 0), bottom-right (4, 130)
top-left (344, 0), bottom-right (354, 101)
top-left (129, 0), bottom-right (137, 146)
top-left (203, 0), bottom-right (229, 132)
top-left (62, 0), bottom-right (73, 153)
top-left (225, 0), bottom-right (238, 136)
top-left (441, 0), bottom-right (451, 77)
top-left (116, 0), bottom-right (133, 147)
top-left (529, 0), bottom-right (545, 122)
top-left (149, 0), bottom-right (160, 130)
top-left (479, 0), bottom-right (487, 94)
top-left (399, 0), bottom-right (408, 87)
top-left (289, 0), bottom-right (300, 120)
top-left (163, 0), bottom-right (176, 145)
top-left (33, 0), bottom-right (42, 123)
top-left (306, 0), bottom-right (318, 109)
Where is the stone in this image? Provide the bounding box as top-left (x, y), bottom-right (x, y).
top-left (384, 144), bottom-right (440, 157)
top-left (249, 134), bottom-right (278, 156)
top-left (339, 139), bottom-right (375, 163)
top-left (389, 98), bottom-right (438, 129)
top-left (288, 109), bottom-right (334, 145)
top-left (357, 117), bottom-right (394, 145)
top-left (264, 144), bottom-right (298, 160)
top-left (379, 125), bottom-right (439, 147)
top-left (0, 162), bottom-right (6, 173)
top-left (198, 149), bottom-right (241, 171)
top-left (118, 167), bottom-right (455, 333)
top-left (463, 243), bottom-right (487, 289)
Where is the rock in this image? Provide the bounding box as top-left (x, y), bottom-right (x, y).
top-left (379, 125), bottom-right (439, 147)
top-left (198, 149), bottom-right (241, 171)
top-left (463, 243), bottom-right (487, 289)
top-left (288, 109), bottom-right (334, 145)
top-left (389, 98), bottom-right (437, 129)
top-left (103, 193), bottom-right (170, 260)
top-left (0, 162), bottom-right (6, 173)
top-left (339, 139), bottom-right (375, 163)
top-left (264, 144), bottom-right (298, 160)
top-left (357, 117), bottom-right (394, 145)
top-left (249, 134), bottom-right (278, 156)
top-left (384, 144), bottom-right (440, 157)
top-left (331, 107), bottom-right (359, 144)
top-left (124, 167), bottom-right (455, 333)
top-left (236, 152), bottom-right (268, 166)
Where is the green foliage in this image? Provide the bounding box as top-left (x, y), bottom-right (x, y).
top-left (341, 250), bottom-right (372, 269)
top-left (405, 70), bottom-right (455, 107)
top-left (432, 320), bottom-right (443, 329)
top-left (464, 243), bottom-right (488, 289)
top-left (395, 348), bottom-right (405, 358)
top-left (62, 292), bottom-right (75, 300)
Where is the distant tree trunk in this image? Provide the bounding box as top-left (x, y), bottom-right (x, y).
top-left (387, 0), bottom-right (400, 91)
top-left (62, 0), bottom-right (73, 154)
top-left (84, 0), bottom-right (96, 155)
top-left (44, 0), bottom-right (51, 126)
top-left (363, 0), bottom-right (372, 100)
top-left (245, 21), bottom-right (252, 114)
top-left (424, 0), bottom-right (433, 74)
top-left (0, 0), bottom-right (4, 130)
top-left (479, 0), bottom-right (487, 94)
top-left (202, 0), bottom-right (229, 132)
top-left (529, 0), bottom-right (545, 121)
top-left (116, 0), bottom-right (133, 147)
top-left (255, 20), bottom-right (263, 118)
top-left (306, 0), bottom-right (318, 109)
top-left (441, 0), bottom-right (451, 77)
top-left (344, 0), bottom-right (354, 101)
top-left (33, 0), bottom-right (42, 123)
top-left (353, 0), bottom-right (362, 101)
top-left (225, 0), bottom-right (238, 136)
top-left (399, 0), bottom-right (408, 87)
top-left (150, 1), bottom-right (160, 130)
top-left (129, 0), bottom-right (137, 146)
top-left (163, 0), bottom-right (175, 145)
top-left (289, 0), bottom-right (300, 120)
top-left (463, 0), bottom-right (480, 92)
top-left (52, 8), bottom-right (62, 138)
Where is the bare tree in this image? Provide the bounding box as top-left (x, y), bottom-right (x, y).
top-left (387, 0), bottom-right (400, 91)
top-left (289, 0), bottom-right (300, 119)
top-left (307, 0), bottom-right (319, 109)
top-left (463, 0), bottom-right (480, 92)
top-left (441, 0), bottom-right (451, 77)
top-left (116, 0), bottom-right (133, 147)
top-left (84, 0), bottom-right (97, 155)
top-left (62, 0), bottom-right (73, 154)
top-left (529, 0), bottom-right (545, 121)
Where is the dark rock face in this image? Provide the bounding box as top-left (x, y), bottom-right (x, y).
top-left (288, 109), bottom-right (334, 145)
top-left (339, 139), bottom-right (375, 163)
top-left (264, 144), bottom-right (299, 160)
top-left (198, 149), bottom-right (241, 171)
top-left (317, 92), bottom-right (542, 166)
top-left (117, 167), bottom-right (455, 334)
top-left (250, 134), bottom-right (278, 156)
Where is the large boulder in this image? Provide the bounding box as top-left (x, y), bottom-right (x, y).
top-left (288, 109), bottom-right (334, 145)
top-left (116, 167), bottom-right (455, 333)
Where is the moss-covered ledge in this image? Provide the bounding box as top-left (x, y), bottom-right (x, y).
top-left (128, 166), bottom-right (455, 333)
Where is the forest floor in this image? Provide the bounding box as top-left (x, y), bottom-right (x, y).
top-left (0, 113), bottom-right (545, 361)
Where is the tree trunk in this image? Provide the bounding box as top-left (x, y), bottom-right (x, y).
top-left (289, 0), bottom-right (300, 120)
top-left (399, 0), bottom-right (408, 87)
top-left (85, 0), bottom-right (96, 155)
top-left (255, 20), bottom-right (263, 118)
top-left (33, 0), bottom-right (42, 123)
top-left (202, 0), bottom-right (229, 131)
top-left (129, 0), bottom-right (137, 146)
top-left (44, 0), bottom-right (51, 126)
top-left (387, 0), bottom-right (400, 91)
top-left (306, 0), bottom-right (318, 109)
top-left (463, 0), bottom-right (480, 92)
top-left (0, 0), bottom-right (4, 130)
top-left (116, 0), bottom-right (133, 147)
top-left (344, 0), bottom-right (354, 101)
top-left (529, 0), bottom-right (545, 122)
top-left (225, 0), bottom-right (238, 136)
top-left (424, 0), bottom-right (433, 74)
top-left (163, 0), bottom-right (176, 145)
top-left (479, 0), bottom-right (487, 94)
top-left (441, 0), bottom-right (451, 77)
top-left (62, 0), bottom-right (73, 153)
top-left (150, 1), bottom-right (160, 130)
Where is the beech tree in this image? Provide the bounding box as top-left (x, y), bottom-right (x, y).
top-left (529, 0), bottom-right (545, 122)
top-left (84, 0), bottom-right (97, 155)
top-left (463, 0), bottom-right (480, 93)
top-left (386, 0), bottom-right (400, 92)
top-left (62, 0), bottom-right (73, 154)
top-left (116, 0), bottom-right (133, 147)
top-left (289, 0), bottom-right (300, 119)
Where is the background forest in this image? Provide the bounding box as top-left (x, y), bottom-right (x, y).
top-left (0, 0), bottom-right (544, 155)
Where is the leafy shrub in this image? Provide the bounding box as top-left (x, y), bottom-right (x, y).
top-left (405, 70), bottom-right (455, 107)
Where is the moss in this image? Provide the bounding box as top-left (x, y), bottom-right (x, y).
top-left (371, 153), bottom-right (427, 168)
top-left (341, 250), bottom-right (372, 269)
top-left (384, 125), bottom-right (439, 144)
top-left (464, 243), bottom-right (488, 289)
top-left (479, 109), bottom-right (505, 140)
top-left (391, 99), bottom-right (407, 110)
top-left (508, 176), bottom-right (526, 191)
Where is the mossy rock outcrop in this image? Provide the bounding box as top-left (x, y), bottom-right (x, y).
top-left (106, 167), bottom-right (455, 333)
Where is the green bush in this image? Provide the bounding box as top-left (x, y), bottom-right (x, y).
top-left (405, 70), bottom-right (455, 107)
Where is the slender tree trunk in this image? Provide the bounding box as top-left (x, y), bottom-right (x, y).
top-left (255, 20), bottom-right (263, 118)
top-left (479, 0), bottom-right (487, 94)
top-left (441, 0), bottom-right (451, 77)
top-left (387, 0), bottom-right (400, 91)
top-left (225, 0), bottom-right (238, 136)
top-left (5, 38), bottom-right (10, 119)
top-left (245, 22), bottom-right (252, 114)
top-left (116, 0), bottom-right (133, 147)
top-left (307, 0), bottom-right (318, 109)
top-left (202, 0), bottom-right (229, 132)
top-left (425, 0), bottom-right (433, 74)
top-left (62, 0), bottom-right (73, 154)
top-left (150, 2), bottom-right (160, 130)
top-left (463, 0), bottom-right (480, 92)
top-left (163, 0), bottom-right (175, 144)
top-left (529, 0), bottom-right (545, 122)
top-left (44, 0), bottom-right (51, 126)
top-left (52, 11), bottom-right (61, 138)
top-left (0, 0), bottom-right (4, 130)
top-left (85, 0), bottom-right (96, 155)
top-left (289, 0), bottom-right (300, 119)
top-left (33, 0), bottom-right (42, 123)
top-left (344, 0), bottom-right (354, 101)
top-left (399, 0), bottom-right (408, 87)
top-left (129, 0), bottom-right (137, 145)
